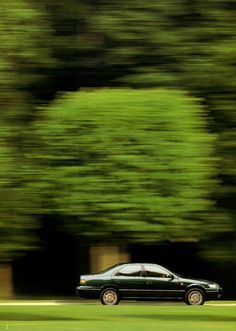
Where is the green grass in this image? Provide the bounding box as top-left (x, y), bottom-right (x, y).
top-left (0, 302), bottom-right (235, 331)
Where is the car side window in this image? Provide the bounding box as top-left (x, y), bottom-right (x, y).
top-left (144, 265), bottom-right (170, 278)
top-left (115, 265), bottom-right (142, 277)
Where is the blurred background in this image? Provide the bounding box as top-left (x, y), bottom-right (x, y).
top-left (0, 0), bottom-right (235, 299)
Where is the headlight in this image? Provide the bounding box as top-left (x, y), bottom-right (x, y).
top-left (208, 284), bottom-right (219, 289)
top-left (80, 279), bottom-right (87, 285)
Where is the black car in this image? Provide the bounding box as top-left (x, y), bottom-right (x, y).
top-left (76, 263), bottom-right (222, 305)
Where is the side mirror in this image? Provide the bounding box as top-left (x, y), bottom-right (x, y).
top-left (168, 274), bottom-right (174, 280)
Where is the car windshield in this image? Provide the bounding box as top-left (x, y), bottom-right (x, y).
top-left (168, 269), bottom-right (182, 278)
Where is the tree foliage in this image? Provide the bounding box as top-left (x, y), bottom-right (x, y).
top-left (0, 0), bottom-right (235, 260)
top-left (33, 88), bottom-right (218, 243)
top-left (72, 0), bottom-right (236, 257)
top-left (0, 137), bottom-right (38, 260)
top-left (0, 0), bottom-right (52, 259)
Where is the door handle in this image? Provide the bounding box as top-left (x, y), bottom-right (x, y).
top-left (146, 281), bottom-right (152, 284)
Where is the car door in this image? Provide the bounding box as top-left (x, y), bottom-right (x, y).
top-left (143, 264), bottom-right (184, 298)
top-left (112, 264), bottom-right (147, 298)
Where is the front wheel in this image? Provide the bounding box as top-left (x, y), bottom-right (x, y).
top-left (184, 288), bottom-right (205, 305)
top-left (100, 288), bottom-right (120, 305)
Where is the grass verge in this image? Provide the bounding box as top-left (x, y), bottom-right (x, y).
top-left (0, 302), bottom-right (235, 331)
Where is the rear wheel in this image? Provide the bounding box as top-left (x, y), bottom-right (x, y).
top-left (100, 288), bottom-right (120, 305)
top-left (185, 288), bottom-right (205, 305)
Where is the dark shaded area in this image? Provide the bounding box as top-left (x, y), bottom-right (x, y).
top-left (13, 219), bottom-right (89, 296)
top-left (13, 228), bottom-right (235, 299)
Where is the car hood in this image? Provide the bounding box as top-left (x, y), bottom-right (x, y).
top-left (178, 276), bottom-right (217, 286)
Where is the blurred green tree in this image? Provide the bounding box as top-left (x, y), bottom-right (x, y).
top-left (28, 0), bottom-right (81, 100)
top-left (0, 128), bottom-right (39, 297)
top-left (0, 0), bottom-right (52, 297)
top-left (0, 140), bottom-right (37, 258)
top-left (75, 0), bottom-right (236, 260)
top-left (33, 88), bottom-right (221, 244)
top-left (0, 0), bottom-right (52, 113)
top-left (0, 0), bottom-right (234, 292)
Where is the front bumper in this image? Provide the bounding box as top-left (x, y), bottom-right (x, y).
top-left (76, 286), bottom-right (100, 298)
top-left (205, 287), bottom-right (223, 300)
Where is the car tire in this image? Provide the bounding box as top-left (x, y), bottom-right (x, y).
top-left (184, 288), bottom-right (205, 305)
top-left (100, 288), bottom-right (120, 305)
